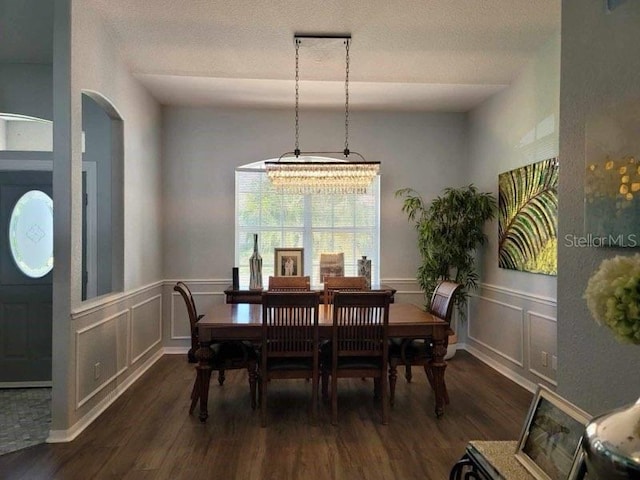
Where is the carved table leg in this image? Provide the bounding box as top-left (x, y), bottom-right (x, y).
top-left (388, 359), bottom-right (398, 406)
top-left (195, 340), bottom-right (214, 422)
top-left (429, 338), bottom-right (448, 417)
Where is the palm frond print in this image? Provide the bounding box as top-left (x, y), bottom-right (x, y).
top-left (498, 158), bottom-right (559, 275)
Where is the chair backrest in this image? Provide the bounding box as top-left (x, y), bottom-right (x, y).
top-left (173, 281), bottom-right (201, 353)
top-left (268, 276), bottom-right (311, 291)
top-left (324, 276), bottom-right (368, 306)
top-left (261, 291), bottom-right (321, 359)
top-left (331, 291), bottom-right (391, 358)
top-left (428, 281), bottom-right (462, 322)
top-left (173, 281), bottom-right (199, 330)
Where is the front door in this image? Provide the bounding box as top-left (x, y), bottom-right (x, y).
top-left (0, 171), bottom-right (53, 384)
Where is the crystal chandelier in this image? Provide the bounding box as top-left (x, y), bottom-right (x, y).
top-left (266, 35), bottom-right (380, 194)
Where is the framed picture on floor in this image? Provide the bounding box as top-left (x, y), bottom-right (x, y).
top-left (274, 248), bottom-right (304, 277)
top-left (515, 384), bottom-right (590, 480)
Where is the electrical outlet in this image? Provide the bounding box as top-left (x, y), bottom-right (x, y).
top-left (552, 355), bottom-right (557, 371)
top-left (94, 362), bottom-right (102, 380)
top-left (541, 351), bottom-right (548, 367)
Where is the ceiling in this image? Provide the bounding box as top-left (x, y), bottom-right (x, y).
top-left (1, 0), bottom-right (561, 112)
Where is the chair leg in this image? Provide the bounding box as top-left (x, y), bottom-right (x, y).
top-left (331, 374), bottom-right (338, 425)
top-left (248, 362), bottom-right (258, 410)
top-left (388, 360), bottom-right (398, 406)
top-left (381, 372), bottom-right (388, 425)
top-left (218, 369), bottom-right (226, 386)
top-left (373, 378), bottom-right (381, 400)
top-left (405, 363), bottom-right (412, 382)
top-left (260, 374), bottom-right (268, 427)
top-left (311, 371), bottom-right (318, 422)
top-left (321, 369), bottom-right (329, 401)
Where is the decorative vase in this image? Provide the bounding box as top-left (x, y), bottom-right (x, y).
top-left (249, 234), bottom-right (263, 290)
top-left (583, 398), bottom-right (640, 479)
top-left (357, 255), bottom-right (371, 288)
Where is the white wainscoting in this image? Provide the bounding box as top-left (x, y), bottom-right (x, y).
top-left (52, 281), bottom-right (165, 442)
top-left (466, 283), bottom-right (557, 392)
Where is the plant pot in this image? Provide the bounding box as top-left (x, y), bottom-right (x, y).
top-left (445, 332), bottom-right (458, 360)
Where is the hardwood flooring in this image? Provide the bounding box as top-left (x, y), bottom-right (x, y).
top-left (0, 351), bottom-right (532, 480)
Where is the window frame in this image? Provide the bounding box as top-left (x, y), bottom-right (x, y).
top-left (235, 160), bottom-right (380, 287)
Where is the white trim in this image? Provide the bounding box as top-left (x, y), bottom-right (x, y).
top-left (164, 347), bottom-right (189, 355)
top-left (0, 380), bottom-right (52, 388)
top-left (466, 296), bottom-right (525, 368)
top-left (130, 294), bottom-right (163, 364)
top-left (463, 344), bottom-right (537, 393)
top-left (71, 280), bottom-right (163, 317)
top-left (528, 367), bottom-right (558, 387)
top-left (47, 349), bottom-right (163, 444)
top-left (75, 309), bottom-right (130, 408)
top-left (478, 282), bottom-right (556, 307)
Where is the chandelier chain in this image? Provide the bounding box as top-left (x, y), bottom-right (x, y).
top-left (344, 39), bottom-right (350, 155)
top-left (294, 38), bottom-right (300, 155)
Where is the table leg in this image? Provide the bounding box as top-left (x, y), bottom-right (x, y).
top-left (195, 341), bottom-right (214, 422)
top-left (388, 360), bottom-right (398, 406)
top-left (429, 337), bottom-right (448, 417)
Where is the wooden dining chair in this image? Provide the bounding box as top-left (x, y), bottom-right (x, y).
top-left (321, 291), bottom-right (391, 425)
top-left (267, 275), bottom-right (311, 291)
top-left (260, 291), bottom-right (321, 427)
top-left (323, 275), bottom-right (368, 307)
top-left (173, 281), bottom-right (258, 414)
top-left (388, 280), bottom-right (461, 406)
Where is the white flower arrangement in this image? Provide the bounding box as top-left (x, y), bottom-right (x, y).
top-left (584, 253), bottom-right (640, 344)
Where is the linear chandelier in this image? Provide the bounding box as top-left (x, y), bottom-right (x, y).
top-left (266, 35), bottom-right (380, 195)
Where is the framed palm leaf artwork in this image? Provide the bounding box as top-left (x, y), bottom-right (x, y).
top-left (498, 158), bottom-right (559, 275)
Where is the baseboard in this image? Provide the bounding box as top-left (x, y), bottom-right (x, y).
top-left (164, 346), bottom-right (189, 355)
top-left (461, 344), bottom-right (537, 393)
top-left (46, 349), bottom-right (164, 443)
top-left (0, 380), bottom-right (52, 388)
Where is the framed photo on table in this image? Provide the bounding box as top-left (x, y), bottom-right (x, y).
top-left (515, 384), bottom-right (590, 480)
top-left (274, 248), bottom-right (304, 277)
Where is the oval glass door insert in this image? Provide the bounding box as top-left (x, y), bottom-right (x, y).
top-left (9, 190), bottom-right (54, 278)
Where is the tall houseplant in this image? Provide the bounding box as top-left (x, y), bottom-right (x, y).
top-left (396, 185), bottom-right (497, 320)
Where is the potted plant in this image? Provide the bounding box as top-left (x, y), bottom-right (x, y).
top-left (396, 185), bottom-right (497, 355)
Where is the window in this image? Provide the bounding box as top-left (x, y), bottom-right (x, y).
top-left (235, 160), bottom-right (380, 286)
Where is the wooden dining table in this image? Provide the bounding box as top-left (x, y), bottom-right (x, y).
top-left (195, 302), bottom-right (452, 422)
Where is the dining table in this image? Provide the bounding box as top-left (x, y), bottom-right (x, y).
top-left (194, 302), bottom-right (452, 422)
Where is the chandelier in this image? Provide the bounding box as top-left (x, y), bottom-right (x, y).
top-left (266, 35), bottom-right (380, 194)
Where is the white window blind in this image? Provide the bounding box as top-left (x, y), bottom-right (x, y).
top-left (235, 161), bottom-right (380, 287)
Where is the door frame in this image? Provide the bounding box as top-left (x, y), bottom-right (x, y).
top-left (0, 152), bottom-right (97, 298)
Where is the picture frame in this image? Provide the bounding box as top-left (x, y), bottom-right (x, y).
top-left (515, 384), bottom-right (590, 480)
top-left (274, 248), bottom-right (304, 277)
top-left (319, 252), bottom-right (344, 283)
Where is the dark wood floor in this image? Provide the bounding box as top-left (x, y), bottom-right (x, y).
top-left (0, 351), bottom-right (532, 480)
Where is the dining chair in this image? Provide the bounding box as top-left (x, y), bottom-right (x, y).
top-left (321, 291), bottom-right (391, 425)
top-left (267, 275), bottom-right (311, 291)
top-left (323, 275), bottom-right (368, 307)
top-left (388, 280), bottom-right (461, 406)
top-left (173, 281), bottom-right (258, 414)
top-left (260, 291), bottom-right (321, 427)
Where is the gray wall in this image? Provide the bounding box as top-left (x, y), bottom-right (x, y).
top-left (558, 0), bottom-right (640, 414)
top-left (161, 107), bottom-right (469, 285)
top-left (49, 0), bottom-right (164, 437)
top-left (464, 34), bottom-right (560, 390)
top-left (0, 64), bottom-right (52, 121)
